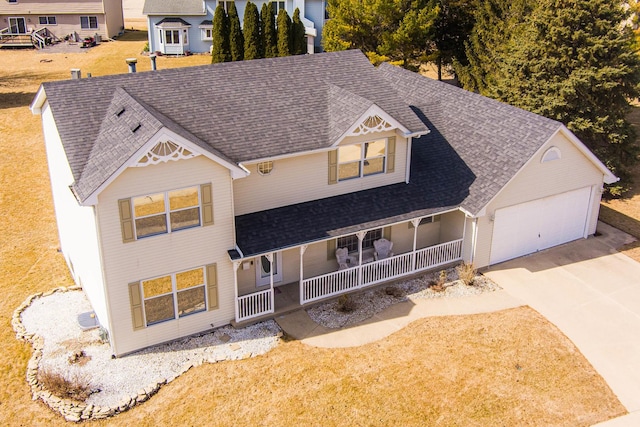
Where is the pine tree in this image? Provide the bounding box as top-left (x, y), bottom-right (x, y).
top-left (277, 9), bottom-right (292, 56)
top-left (228, 1), bottom-right (244, 61)
top-left (291, 8), bottom-right (307, 54)
top-left (261, 2), bottom-right (278, 58)
top-left (243, 1), bottom-right (262, 60)
top-left (432, 0), bottom-right (474, 80)
top-left (211, 4), bottom-right (231, 63)
top-left (496, 0), bottom-right (640, 193)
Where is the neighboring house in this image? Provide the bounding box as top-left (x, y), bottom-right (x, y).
top-left (142, 0), bottom-right (323, 55)
top-left (30, 50), bottom-right (616, 356)
top-left (0, 0), bottom-right (124, 46)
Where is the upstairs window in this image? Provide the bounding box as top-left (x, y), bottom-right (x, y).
top-left (338, 139), bottom-right (387, 181)
top-left (119, 184), bottom-right (213, 243)
top-left (132, 186), bottom-right (200, 239)
top-left (80, 16), bottom-right (98, 29)
top-left (271, 0), bottom-right (285, 14)
top-left (217, 0), bottom-right (235, 12)
top-left (257, 161), bottom-right (274, 175)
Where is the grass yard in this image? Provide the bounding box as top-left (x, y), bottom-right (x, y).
top-left (0, 33), bottom-right (630, 425)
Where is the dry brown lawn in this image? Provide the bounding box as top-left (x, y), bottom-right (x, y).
top-left (0, 34), bottom-right (628, 425)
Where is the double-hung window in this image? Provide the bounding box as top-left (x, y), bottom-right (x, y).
top-left (141, 267), bottom-right (207, 326)
top-left (80, 16), bottom-right (98, 29)
top-left (271, 0), bottom-right (285, 14)
top-left (119, 184), bottom-right (213, 243)
top-left (39, 16), bottom-right (57, 25)
top-left (165, 29), bottom-right (180, 44)
top-left (218, 1), bottom-right (235, 12)
top-left (338, 138), bottom-right (387, 181)
top-left (133, 186), bottom-right (200, 239)
top-left (337, 228), bottom-right (382, 253)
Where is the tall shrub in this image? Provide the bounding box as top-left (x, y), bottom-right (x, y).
top-left (228, 1), bottom-right (244, 61)
top-left (277, 9), bottom-right (292, 56)
top-left (243, 1), bottom-right (262, 59)
top-left (211, 4), bottom-right (231, 63)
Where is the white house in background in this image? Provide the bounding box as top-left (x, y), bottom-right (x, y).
top-left (0, 0), bottom-right (124, 47)
top-left (142, 0), bottom-right (324, 55)
top-left (30, 50), bottom-right (616, 356)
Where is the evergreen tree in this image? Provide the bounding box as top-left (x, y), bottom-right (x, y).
top-left (261, 2), bottom-right (278, 58)
top-left (496, 0), bottom-right (640, 193)
top-left (432, 0), bottom-right (474, 80)
top-left (228, 1), bottom-right (244, 61)
top-left (322, 0), bottom-right (439, 68)
top-left (243, 1), bottom-right (262, 60)
top-left (211, 4), bottom-right (231, 63)
top-left (277, 9), bottom-right (292, 56)
top-left (291, 8), bottom-right (307, 54)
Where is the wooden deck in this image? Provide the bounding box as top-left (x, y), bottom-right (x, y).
top-left (0, 34), bottom-right (34, 48)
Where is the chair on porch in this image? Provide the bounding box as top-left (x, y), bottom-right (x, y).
top-left (336, 247), bottom-right (357, 270)
top-left (374, 238), bottom-right (394, 260)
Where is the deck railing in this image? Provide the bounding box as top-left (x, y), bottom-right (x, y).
top-left (236, 288), bottom-right (273, 322)
top-left (300, 238), bottom-right (464, 305)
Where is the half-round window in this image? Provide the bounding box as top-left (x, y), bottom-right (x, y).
top-left (257, 161), bottom-right (274, 175)
top-left (541, 146), bottom-right (561, 163)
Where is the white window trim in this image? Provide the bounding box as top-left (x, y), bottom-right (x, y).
top-left (141, 266), bottom-right (207, 326)
top-left (337, 138), bottom-right (387, 181)
top-left (38, 16), bottom-right (57, 25)
top-left (200, 27), bottom-right (213, 41)
top-left (337, 228), bottom-right (383, 253)
top-left (80, 16), bottom-right (98, 29)
top-left (541, 146), bottom-right (562, 163)
top-left (132, 186), bottom-right (202, 239)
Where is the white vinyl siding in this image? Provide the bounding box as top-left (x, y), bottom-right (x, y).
top-left (96, 156), bottom-right (236, 356)
top-left (234, 131), bottom-right (406, 215)
top-left (41, 103), bottom-right (109, 329)
top-left (474, 131), bottom-right (605, 268)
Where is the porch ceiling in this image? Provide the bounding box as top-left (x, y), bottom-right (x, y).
top-left (234, 129), bottom-right (474, 257)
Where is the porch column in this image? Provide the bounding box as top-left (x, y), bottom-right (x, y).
top-left (233, 261), bottom-right (241, 322)
top-left (461, 214), bottom-right (469, 261)
top-left (299, 245), bottom-right (308, 305)
top-left (265, 253), bottom-right (274, 312)
top-left (356, 231), bottom-right (366, 287)
top-left (411, 218), bottom-right (421, 271)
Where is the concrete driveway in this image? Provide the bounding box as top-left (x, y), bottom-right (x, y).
top-left (483, 222), bottom-right (640, 422)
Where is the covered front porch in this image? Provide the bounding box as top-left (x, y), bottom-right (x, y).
top-left (231, 210), bottom-right (469, 323)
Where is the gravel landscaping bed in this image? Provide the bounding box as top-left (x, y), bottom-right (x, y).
top-left (307, 268), bottom-right (500, 329)
top-left (18, 290), bottom-right (281, 410)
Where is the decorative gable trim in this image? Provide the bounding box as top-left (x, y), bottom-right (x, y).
top-left (135, 140), bottom-right (198, 167)
top-left (81, 127), bottom-right (248, 206)
top-left (331, 104), bottom-right (417, 147)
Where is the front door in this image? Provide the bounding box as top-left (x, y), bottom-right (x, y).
top-left (256, 252), bottom-right (283, 287)
top-left (9, 17), bottom-right (27, 34)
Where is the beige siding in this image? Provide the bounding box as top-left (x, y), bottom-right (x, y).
top-left (439, 211), bottom-right (465, 242)
top-left (97, 156), bottom-right (236, 356)
top-left (41, 102), bottom-right (109, 329)
top-left (233, 132), bottom-right (408, 215)
top-left (474, 131), bottom-right (606, 268)
top-left (102, 0), bottom-right (123, 37)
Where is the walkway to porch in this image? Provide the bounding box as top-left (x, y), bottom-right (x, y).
top-left (234, 238), bottom-right (464, 324)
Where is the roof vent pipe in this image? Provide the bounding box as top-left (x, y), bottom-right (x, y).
top-left (126, 58), bottom-right (137, 73)
top-left (70, 69), bottom-right (81, 79)
top-left (149, 53), bottom-right (157, 71)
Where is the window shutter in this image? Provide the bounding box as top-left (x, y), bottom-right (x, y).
top-left (128, 282), bottom-right (145, 330)
top-left (386, 136), bottom-right (396, 174)
top-left (327, 238), bottom-right (336, 261)
top-left (201, 183), bottom-right (214, 226)
top-left (328, 150), bottom-right (338, 184)
top-left (383, 226), bottom-right (392, 241)
top-left (206, 263), bottom-right (219, 310)
top-left (118, 199), bottom-right (135, 243)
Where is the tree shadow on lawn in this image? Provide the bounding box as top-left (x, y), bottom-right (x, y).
top-left (0, 92), bottom-right (37, 109)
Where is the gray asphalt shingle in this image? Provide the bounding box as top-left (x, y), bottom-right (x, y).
top-left (42, 50), bottom-right (428, 203)
top-left (143, 0), bottom-right (205, 15)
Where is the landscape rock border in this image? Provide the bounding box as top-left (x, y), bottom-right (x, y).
top-left (12, 286), bottom-right (165, 421)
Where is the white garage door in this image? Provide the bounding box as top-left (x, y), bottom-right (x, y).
top-left (490, 187), bottom-right (592, 264)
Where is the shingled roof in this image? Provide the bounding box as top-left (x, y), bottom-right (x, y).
top-left (40, 50), bottom-right (429, 203)
top-left (234, 62), bottom-right (568, 257)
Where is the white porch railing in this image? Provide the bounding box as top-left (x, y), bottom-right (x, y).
top-left (302, 265), bottom-right (359, 304)
top-left (236, 288), bottom-right (273, 322)
top-left (301, 238), bottom-right (463, 305)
